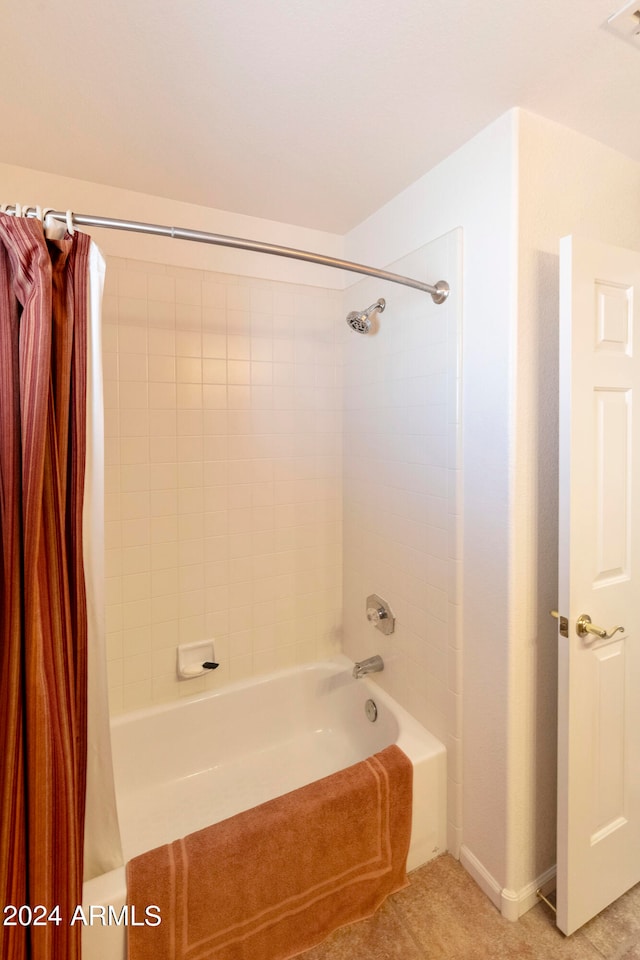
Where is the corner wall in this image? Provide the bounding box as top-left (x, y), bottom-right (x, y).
top-left (510, 110), bottom-right (640, 897)
top-left (344, 107), bottom-right (640, 915)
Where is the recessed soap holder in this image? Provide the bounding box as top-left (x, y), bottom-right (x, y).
top-left (177, 640), bottom-right (219, 680)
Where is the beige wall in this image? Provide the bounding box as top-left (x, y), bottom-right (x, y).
top-left (0, 160), bottom-right (344, 284)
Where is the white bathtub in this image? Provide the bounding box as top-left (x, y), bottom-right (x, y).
top-left (82, 656), bottom-right (446, 959)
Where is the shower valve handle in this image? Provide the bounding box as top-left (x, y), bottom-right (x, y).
top-left (367, 605), bottom-right (387, 624)
top-left (366, 594), bottom-right (395, 635)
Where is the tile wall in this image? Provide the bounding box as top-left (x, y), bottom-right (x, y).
top-left (102, 257), bottom-right (343, 713)
top-left (100, 238), bottom-right (462, 853)
top-left (340, 232), bottom-right (462, 853)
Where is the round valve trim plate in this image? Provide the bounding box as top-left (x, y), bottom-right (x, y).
top-left (365, 699), bottom-right (378, 722)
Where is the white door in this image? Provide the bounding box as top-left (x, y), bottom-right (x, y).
top-left (557, 235), bottom-right (640, 935)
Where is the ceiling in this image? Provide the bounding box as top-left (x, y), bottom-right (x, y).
top-left (1, 0), bottom-right (639, 233)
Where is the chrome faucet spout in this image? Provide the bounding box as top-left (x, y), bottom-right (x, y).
top-left (352, 655), bottom-right (384, 679)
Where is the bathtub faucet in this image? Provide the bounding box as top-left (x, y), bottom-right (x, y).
top-left (352, 655), bottom-right (384, 679)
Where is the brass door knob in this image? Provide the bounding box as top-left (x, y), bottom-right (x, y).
top-left (576, 614), bottom-right (625, 641)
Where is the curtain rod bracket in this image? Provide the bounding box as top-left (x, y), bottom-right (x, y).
top-left (430, 281), bottom-right (449, 304)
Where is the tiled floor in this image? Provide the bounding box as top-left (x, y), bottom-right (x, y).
top-left (298, 855), bottom-right (640, 960)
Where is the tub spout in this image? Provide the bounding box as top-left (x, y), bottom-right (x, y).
top-left (352, 655), bottom-right (384, 679)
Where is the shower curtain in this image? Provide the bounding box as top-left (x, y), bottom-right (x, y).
top-left (0, 211), bottom-right (121, 960)
top-left (82, 238), bottom-right (123, 883)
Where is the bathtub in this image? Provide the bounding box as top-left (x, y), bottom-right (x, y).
top-left (82, 656), bottom-right (446, 959)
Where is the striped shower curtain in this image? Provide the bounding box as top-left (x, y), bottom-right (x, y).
top-left (0, 213), bottom-right (90, 959)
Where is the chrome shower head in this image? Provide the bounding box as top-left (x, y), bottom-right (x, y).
top-left (345, 298), bottom-right (385, 334)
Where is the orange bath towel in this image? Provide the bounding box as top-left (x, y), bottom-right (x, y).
top-left (126, 744), bottom-right (412, 960)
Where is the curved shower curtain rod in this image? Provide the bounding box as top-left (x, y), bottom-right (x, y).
top-left (1, 205), bottom-right (450, 304)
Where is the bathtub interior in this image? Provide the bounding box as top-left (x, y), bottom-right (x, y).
top-left (114, 660), bottom-right (390, 850)
top-left (82, 657), bottom-right (446, 960)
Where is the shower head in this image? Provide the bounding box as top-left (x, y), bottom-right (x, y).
top-left (346, 298), bottom-right (385, 334)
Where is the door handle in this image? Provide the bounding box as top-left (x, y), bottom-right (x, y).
top-left (576, 614), bottom-right (625, 641)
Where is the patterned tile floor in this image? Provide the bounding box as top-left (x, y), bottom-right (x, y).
top-left (299, 855), bottom-right (640, 960)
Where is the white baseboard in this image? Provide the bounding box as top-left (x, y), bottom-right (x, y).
top-left (500, 864), bottom-right (557, 920)
top-left (459, 845), bottom-right (503, 911)
top-left (459, 845), bottom-right (556, 921)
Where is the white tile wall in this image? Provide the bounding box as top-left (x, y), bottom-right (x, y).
top-left (340, 232), bottom-right (462, 853)
top-left (104, 258), bottom-right (343, 713)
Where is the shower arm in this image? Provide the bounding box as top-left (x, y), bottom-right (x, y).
top-left (3, 206), bottom-right (450, 304)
